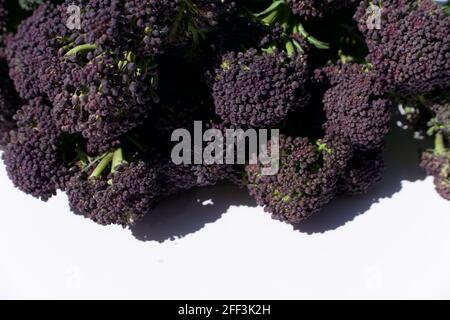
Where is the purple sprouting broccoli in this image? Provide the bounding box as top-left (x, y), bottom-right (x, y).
top-left (209, 0), bottom-right (337, 128)
top-left (211, 48), bottom-right (310, 127)
top-left (316, 63), bottom-right (392, 150)
top-left (354, 0), bottom-right (450, 96)
top-left (7, 0), bottom-right (236, 155)
top-left (2, 97), bottom-right (69, 200)
top-left (67, 148), bottom-right (161, 227)
top-left (246, 135), bottom-right (352, 223)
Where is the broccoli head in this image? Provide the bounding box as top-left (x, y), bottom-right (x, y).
top-left (67, 150), bottom-right (161, 227)
top-left (211, 49), bottom-right (310, 127)
top-left (246, 135), bottom-right (352, 223)
top-left (2, 97), bottom-right (69, 200)
top-left (354, 0), bottom-right (450, 96)
top-left (317, 63), bottom-right (392, 150)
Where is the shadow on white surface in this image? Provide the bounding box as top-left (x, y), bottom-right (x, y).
top-left (131, 120), bottom-right (433, 242)
top-left (130, 183), bottom-right (257, 242)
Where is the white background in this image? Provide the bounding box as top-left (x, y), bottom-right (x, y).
top-left (1, 123), bottom-right (450, 300)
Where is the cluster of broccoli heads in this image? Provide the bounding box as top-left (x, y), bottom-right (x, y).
top-left (0, 0), bottom-right (448, 227)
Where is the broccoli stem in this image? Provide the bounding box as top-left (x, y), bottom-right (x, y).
top-left (296, 23), bottom-right (330, 50)
top-left (284, 39), bottom-right (295, 56)
top-left (111, 148), bottom-right (124, 173)
top-left (89, 152), bottom-right (114, 179)
top-left (65, 44), bottom-right (97, 57)
top-left (435, 132), bottom-right (446, 155)
top-left (254, 1), bottom-right (329, 52)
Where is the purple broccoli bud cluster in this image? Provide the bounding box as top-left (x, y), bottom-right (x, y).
top-left (2, 97), bottom-right (68, 200)
top-left (211, 49), bottom-right (310, 127)
top-left (67, 160), bottom-right (161, 226)
top-left (354, 0), bottom-right (450, 96)
top-left (317, 63), bottom-right (392, 150)
top-left (246, 135), bottom-right (352, 223)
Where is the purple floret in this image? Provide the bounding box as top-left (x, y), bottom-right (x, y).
top-left (317, 63), bottom-right (392, 150)
top-left (67, 161), bottom-right (161, 227)
top-left (354, 0), bottom-right (450, 96)
top-left (211, 49), bottom-right (310, 127)
top-left (246, 135), bottom-right (352, 224)
top-left (2, 97), bottom-right (68, 201)
top-left (6, 2), bottom-right (68, 101)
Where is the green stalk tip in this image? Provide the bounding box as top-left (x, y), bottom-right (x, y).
top-left (435, 132), bottom-right (446, 155)
top-left (111, 148), bottom-right (124, 173)
top-left (285, 40), bottom-right (295, 56)
top-left (89, 153), bottom-right (114, 179)
top-left (65, 44), bottom-right (97, 57)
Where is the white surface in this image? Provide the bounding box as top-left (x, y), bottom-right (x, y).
top-left (1, 124), bottom-right (450, 300)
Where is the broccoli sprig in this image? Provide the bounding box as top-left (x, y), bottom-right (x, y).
top-left (211, 48), bottom-right (310, 127)
top-left (354, 0), bottom-right (450, 95)
top-left (246, 135), bottom-right (352, 223)
top-left (68, 146), bottom-right (161, 227)
top-left (252, 0), bottom-right (330, 54)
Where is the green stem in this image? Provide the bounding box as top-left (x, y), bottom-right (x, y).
top-left (435, 132), bottom-right (446, 155)
top-left (65, 44), bottom-right (97, 57)
top-left (284, 39), bottom-right (295, 56)
top-left (296, 23), bottom-right (330, 50)
top-left (89, 153), bottom-right (114, 179)
top-left (111, 148), bottom-right (124, 173)
top-left (254, 0), bottom-right (286, 18)
top-left (261, 10), bottom-right (280, 25)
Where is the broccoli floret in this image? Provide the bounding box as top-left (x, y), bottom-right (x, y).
top-left (246, 135), bottom-right (352, 223)
top-left (67, 154), bottom-right (160, 227)
top-left (2, 97), bottom-right (69, 200)
top-left (5, 2), bottom-right (67, 101)
top-left (211, 49), bottom-right (310, 127)
top-left (354, 0), bottom-right (450, 95)
top-left (317, 63), bottom-right (392, 150)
